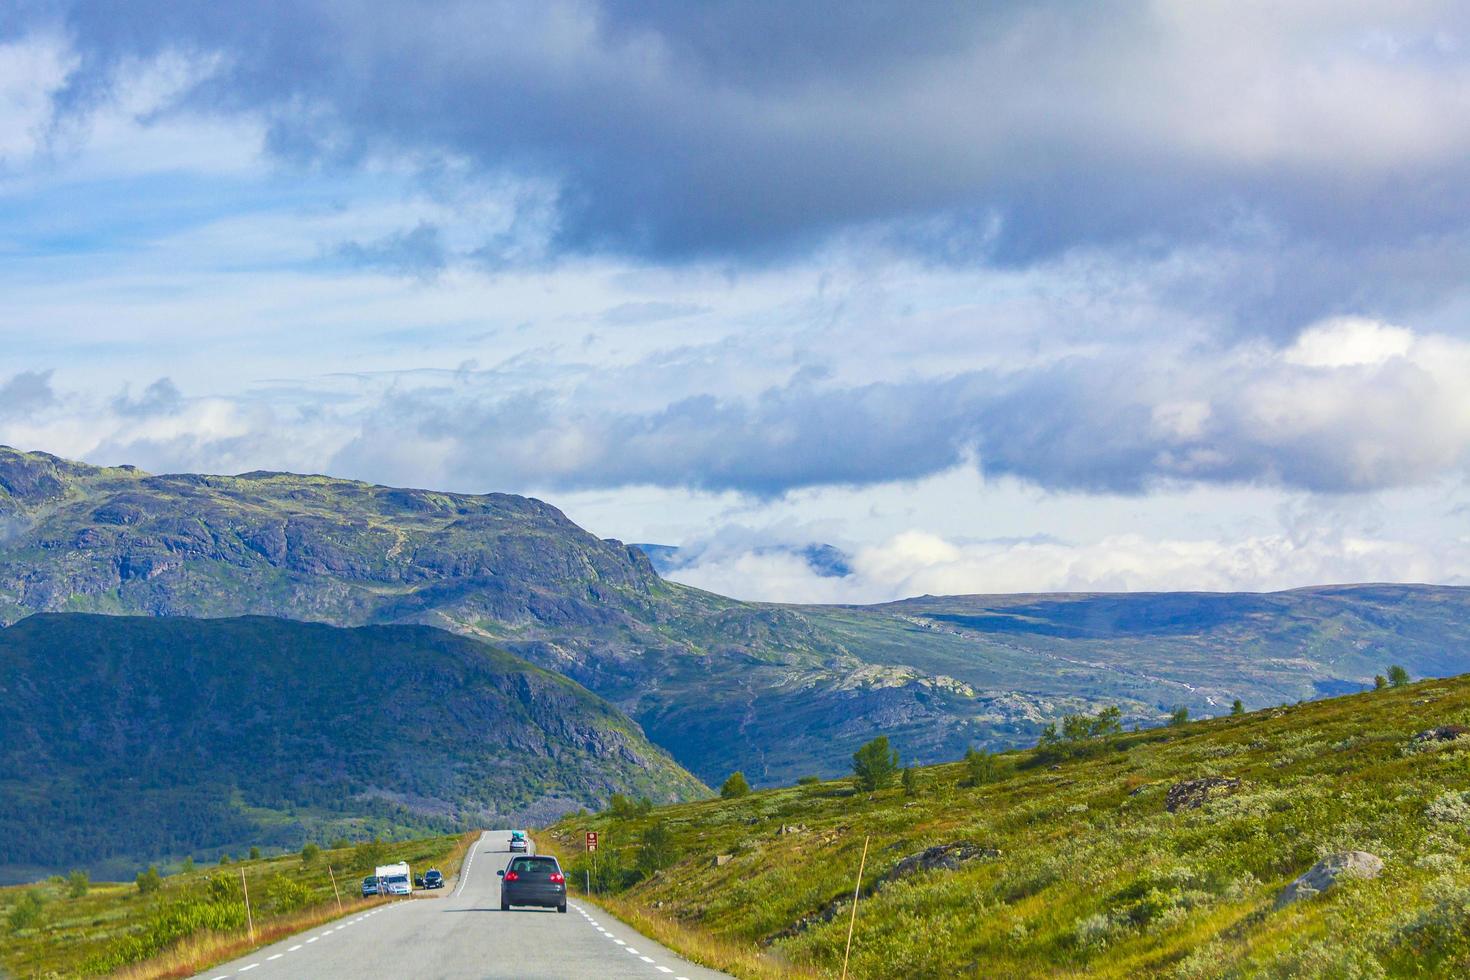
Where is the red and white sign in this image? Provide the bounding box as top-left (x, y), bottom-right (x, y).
top-left (585, 831), bottom-right (598, 852)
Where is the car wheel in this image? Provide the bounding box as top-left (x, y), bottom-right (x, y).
top-left (558, 903), bottom-right (567, 914)
top-left (501, 900), bottom-right (510, 911)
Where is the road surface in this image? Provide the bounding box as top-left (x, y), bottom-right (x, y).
top-left (190, 831), bottom-right (731, 980)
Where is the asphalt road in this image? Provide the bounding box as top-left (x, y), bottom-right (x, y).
top-left (190, 831), bottom-right (731, 980)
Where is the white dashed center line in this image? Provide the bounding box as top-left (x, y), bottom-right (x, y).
top-left (238, 965), bottom-right (259, 973)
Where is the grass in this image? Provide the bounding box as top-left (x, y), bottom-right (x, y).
top-left (544, 675), bottom-right (1470, 978)
top-left (0, 832), bottom-right (474, 979)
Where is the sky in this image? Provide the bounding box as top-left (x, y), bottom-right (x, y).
top-left (3, 1), bottom-right (1470, 602)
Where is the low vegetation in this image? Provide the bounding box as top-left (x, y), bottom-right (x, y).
top-left (545, 674), bottom-right (1470, 978)
top-left (0, 833), bottom-right (471, 979)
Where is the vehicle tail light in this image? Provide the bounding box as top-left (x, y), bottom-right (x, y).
top-left (549, 872), bottom-right (565, 884)
top-left (504, 871), bottom-right (519, 882)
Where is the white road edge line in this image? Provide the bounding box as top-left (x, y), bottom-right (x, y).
top-left (454, 831), bottom-right (484, 897)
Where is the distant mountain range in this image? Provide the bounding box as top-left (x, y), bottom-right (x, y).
top-left (4, 445), bottom-right (1470, 798)
top-left (0, 613), bottom-right (702, 882)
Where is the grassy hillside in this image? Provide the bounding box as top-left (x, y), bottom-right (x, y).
top-left (8, 446), bottom-right (1470, 790)
top-left (546, 675), bottom-right (1470, 978)
top-left (0, 614), bottom-right (704, 882)
top-left (0, 832), bottom-right (471, 979)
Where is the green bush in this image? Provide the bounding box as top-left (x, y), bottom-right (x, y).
top-left (66, 869), bottom-right (89, 898)
top-left (1170, 706), bottom-right (1190, 726)
top-left (248, 846), bottom-right (262, 860)
top-left (301, 842), bottom-right (322, 866)
top-left (1231, 699), bottom-right (1245, 716)
top-left (962, 746), bottom-right (999, 786)
top-left (135, 865), bottom-right (162, 894)
top-left (637, 822), bottom-right (679, 876)
top-left (902, 767), bottom-right (918, 797)
top-left (720, 772), bottom-right (751, 799)
top-left (853, 736), bottom-right (900, 792)
top-left (7, 890), bottom-right (44, 933)
top-left (1388, 665), bottom-right (1411, 687)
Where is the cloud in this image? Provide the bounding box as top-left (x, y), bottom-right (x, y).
top-left (18, 0), bottom-right (1470, 276)
top-left (111, 377), bottom-right (182, 417)
top-left (334, 222), bottom-right (447, 279)
top-left (323, 317), bottom-right (1470, 498)
top-left (665, 524), bottom-right (1467, 603)
top-left (0, 370), bottom-right (57, 418)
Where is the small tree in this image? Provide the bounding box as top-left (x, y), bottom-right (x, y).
top-left (962, 746), bottom-right (999, 786)
top-left (720, 771), bottom-right (751, 799)
top-left (219, 853), bottom-right (232, 865)
top-left (902, 766), bottom-right (918, 797)
top-left (1169, 706), bottom-right (1190, 727)
top-left (249, 846), bottom-right (262, 860)
top-left (7, 890), bottom-right (44, 932)
top-left (66, 869), bottom-right (89, 898)
top-left (1230, 699), bottom-right (1245, 716)
top-left (1374, 675), bottom-right (1388, 690)
top-left (796, 775), bottom-right (821, 786)
top-left (852, 735), bottom-right (900, 792)
top-left (136, 865), bottom-right (162, 894)
top-left (301, 842), bottom-right (321, 866)
top-left (1388, 665), bottom-right (1411, 688)
top-left (181, 856), bottom-right (195, 873)
top-left (636, 822), bottom-right (679, 876)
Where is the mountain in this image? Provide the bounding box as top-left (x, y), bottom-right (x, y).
top-left (548, 674), bottom-right (1470, 978)
top-left (0, 613), bottom-right (704, 883)
top-left (5, 446), bottom-right (1470, 791)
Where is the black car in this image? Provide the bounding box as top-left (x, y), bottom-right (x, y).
top-left (361, 875), bottom-right (378, 898)
top-left (497, 855), bottom-right (567, 912)
top-left (423, 868), bottom-right (445, 889)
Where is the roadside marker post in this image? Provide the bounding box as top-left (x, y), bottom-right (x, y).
top-left (840, 835), bottom-right (871, 980)
top-left (328, 865), bottom-right (343, 912)
top-left (240, 867), bottom-right (256, 943)
top-left (586, 830), bottom-right (599, 896)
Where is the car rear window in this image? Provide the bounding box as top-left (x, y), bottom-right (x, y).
top-left (509, 857), bottom-right (559, 874)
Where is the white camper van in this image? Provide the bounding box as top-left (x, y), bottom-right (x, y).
top-left (375, 862), bottom-right (412, 896)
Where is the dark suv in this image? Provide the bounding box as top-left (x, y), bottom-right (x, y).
top-left (422, 868), bottom-right (445, 889)
top-left (497, 855), bottom-right (567, 912)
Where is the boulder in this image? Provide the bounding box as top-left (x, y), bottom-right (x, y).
top-left (1165, 776), bottom-right (1242, 812)
top-left (880, 841), bottom-right (1000, 886)
top-left (1275, 851), bottom-right (1384, 908)
top-left (1413, 725), bottom-right (1468, 743)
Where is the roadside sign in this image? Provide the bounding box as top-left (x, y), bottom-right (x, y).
top-left (586, 831), bottom-right (598, 852)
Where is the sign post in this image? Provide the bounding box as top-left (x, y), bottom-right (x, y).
top-left (585, 831), bottom-right (598, 896)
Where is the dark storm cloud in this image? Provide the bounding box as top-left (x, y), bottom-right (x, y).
top-left (19, 0), bottom-right (1470, 296)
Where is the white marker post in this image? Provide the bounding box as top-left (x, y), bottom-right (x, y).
top-left (328, 865), bottom-right (343, 912)
top-left (840, 835), bottom-right (870, 980)
top-left (241, 867), bottom-right (256, 943)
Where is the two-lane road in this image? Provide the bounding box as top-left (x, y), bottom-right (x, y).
top-left (191, 831), bottom-right (731, 980)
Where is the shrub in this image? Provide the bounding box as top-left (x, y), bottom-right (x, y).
top-left (1375, 675), bottom-right (1389, 691)
top-left (136, 865), bottom-right (163, 894)
top-left (301, 842), bottom-right (322, 866)
top-left (249, 846), bottom-right (262, 860)
top-left (720, 772), bottom-right (751, 799)
top-left (962, 746), bottom-right (999, 786)
top-left (1388, 665), bottom-right (1411, 688)
top-left (1426, 791), bottom-right (1470, 825)
top-left (219, 853), bottom-right (231, 865)
top-left (852, 736), bottom-right (900, 792)
top-left (262, 874), bottom-right (312, 914)
top-left (1231, 699), bottom-right (1245, 716)
top-left (902, 766), bottom-right (918, 797)
top-left (1038, 706), bottom-right (1124, 759)
top-left (1170, 706), bottom-right (1190, 726)
top-left (67, 869), bottom-right (90, 898)
top-left (181, 856), bottom-right (195, 873)
top-left (7, 889), bottom-right (44, 933)
top-left (796, 775), bottom-right (821, 786)
top-left (636, 822), bottom-right (679, 876)
top-left (608, 793), bottom-right (641, 816)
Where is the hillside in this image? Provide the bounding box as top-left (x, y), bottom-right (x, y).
top-left (0, 614), bottom-right (703, 883)
top-left (547, 675), bottom-right (1470, 978)
top-left (6, 447), bottom-right (1470, 790)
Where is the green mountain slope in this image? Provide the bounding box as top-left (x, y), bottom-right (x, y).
top-left (548, 675), bottom-right (1470, 978)
top-left (5, 446), bottom-right (1470, 791)
top-left (0, 613), bottom-right (704, 883)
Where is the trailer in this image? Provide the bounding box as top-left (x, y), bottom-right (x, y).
top-left (375, 861), bottom-right (412, 896)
